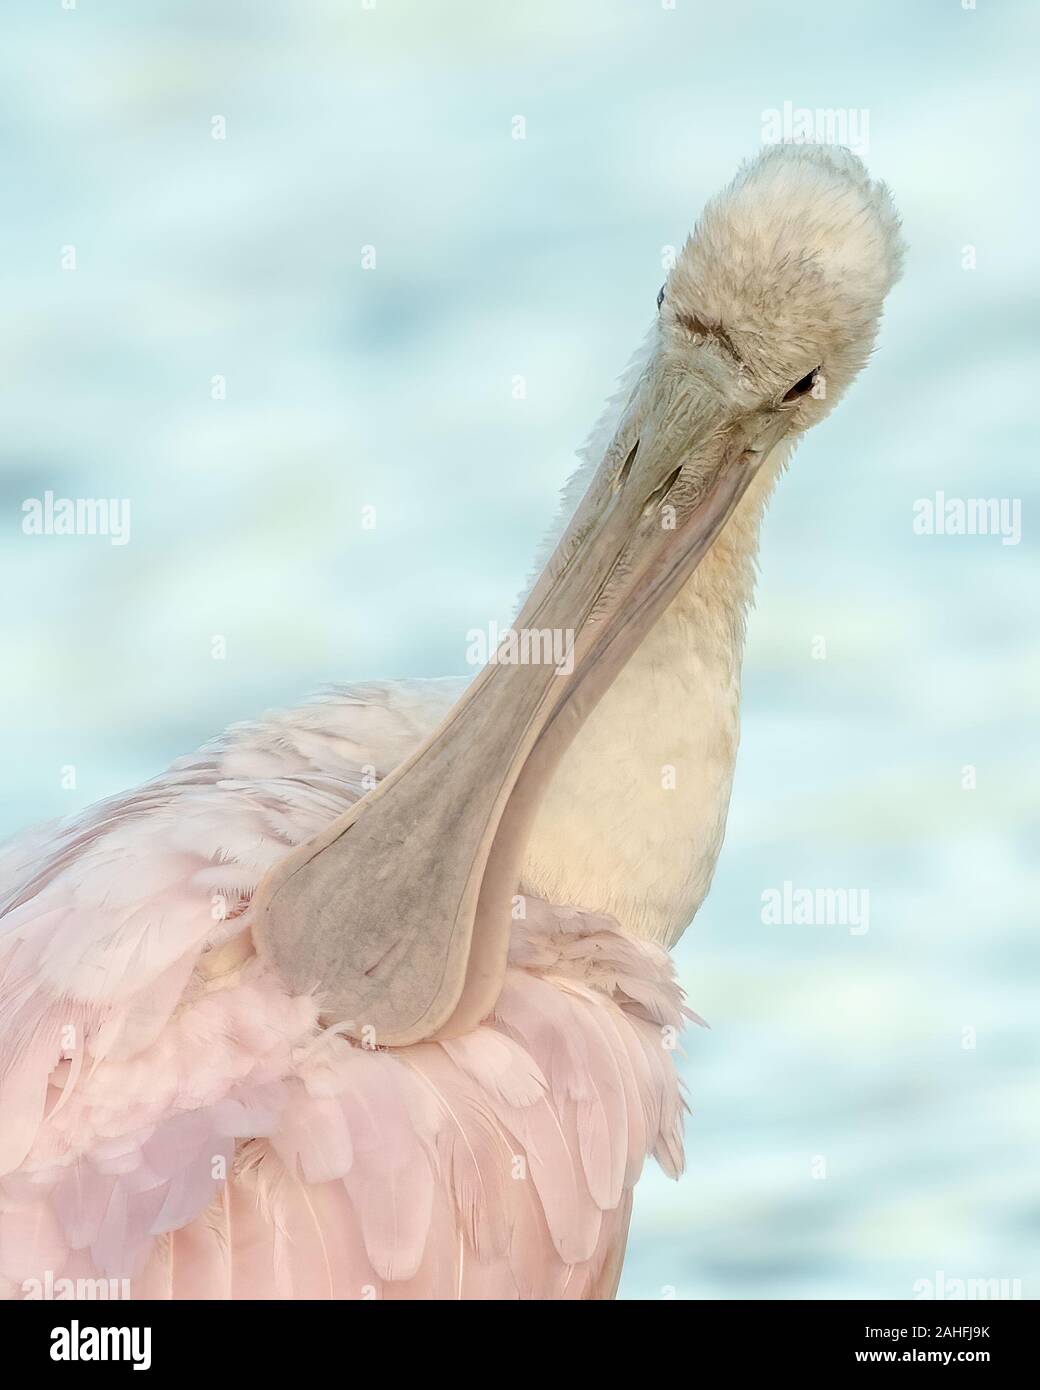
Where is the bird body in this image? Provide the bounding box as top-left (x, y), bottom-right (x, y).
top-left (0, 681), bottom-right (686, 1299)
top-left (0, 145), bottom-right (903, 1298)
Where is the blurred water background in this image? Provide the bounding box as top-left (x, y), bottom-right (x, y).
top-left (1, 0), bottom-right (1036, 1299)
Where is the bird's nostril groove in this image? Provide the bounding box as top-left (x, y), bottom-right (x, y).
top-left (642, 466), bottom-right (683, 517)
top-left (614, 440), bottom-right (639, 493)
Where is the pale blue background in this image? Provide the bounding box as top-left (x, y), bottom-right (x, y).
top-left (1, 1), bottom-right (1036, 1299)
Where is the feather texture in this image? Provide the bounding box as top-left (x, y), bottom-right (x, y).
top-left (0, 681), bottom-right (694, 1300)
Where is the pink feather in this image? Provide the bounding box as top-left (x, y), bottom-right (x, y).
top-left (0, 682), bottom-right (691, 1299)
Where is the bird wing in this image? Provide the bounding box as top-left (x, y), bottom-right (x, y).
top-left (0, 679), bottom-right (690, 1299)
top-left (0, 680), bottom-right (461, 1269)
top-left (0, 676), bottom-right (465, 1093)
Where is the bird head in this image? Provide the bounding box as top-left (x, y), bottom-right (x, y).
top-left (658, 141), bottom-right (904, 439)
top-left (517, 145), bottom-right (905, 739)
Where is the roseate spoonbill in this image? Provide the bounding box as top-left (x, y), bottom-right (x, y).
top-left (0, 145), bottom-right (903, 1300)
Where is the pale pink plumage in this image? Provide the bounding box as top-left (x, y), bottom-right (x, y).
top-left (0, 681), bottom-right (692, 1299)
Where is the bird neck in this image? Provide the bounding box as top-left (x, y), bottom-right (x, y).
top-left (519, 455), bottom-right (781, 947)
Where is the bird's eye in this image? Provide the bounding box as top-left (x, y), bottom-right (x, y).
top-left (656, 284), bottom-right (665, 311)
top-left (783, 367), bottom-right (820, 402)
